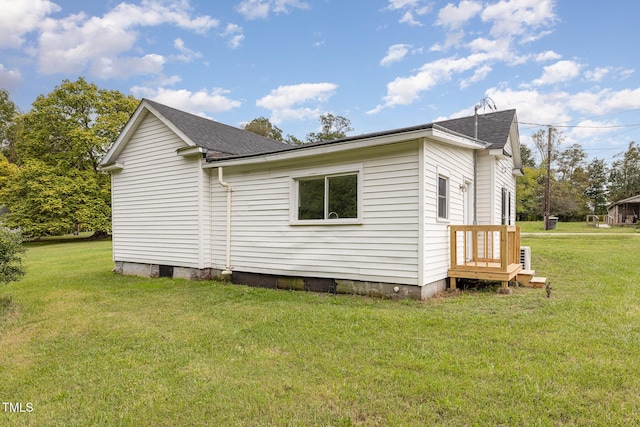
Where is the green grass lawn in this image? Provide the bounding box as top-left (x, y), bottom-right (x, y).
top-left (1, 233), bottom-right (640, 426)
top-left (518, 220), bottom-right (640, 233)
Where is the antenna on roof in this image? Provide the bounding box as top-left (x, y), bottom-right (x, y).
top-left (474, 97), bottom-right (497, 139)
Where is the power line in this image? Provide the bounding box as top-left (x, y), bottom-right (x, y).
top-left (518, 121), bottom-right (640, 129)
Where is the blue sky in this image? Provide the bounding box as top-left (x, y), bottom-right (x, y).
top-left (2, 0), bottom-right (640, 162)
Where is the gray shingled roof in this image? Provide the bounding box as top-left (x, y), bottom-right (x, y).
top-left (435, 109), bottom-right (516, 149)
top-left (143, 99), bottom-right (515, 161)
top-left (144, 99), bottom-right (290, 156)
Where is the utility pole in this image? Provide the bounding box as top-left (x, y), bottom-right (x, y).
top-left (544, 126), bottom-right (553, 230)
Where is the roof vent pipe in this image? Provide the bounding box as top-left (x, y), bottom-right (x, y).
top-left (474, 96), bottom-right (497, 140)
top-left (473, 97), bottom-right (497, 225)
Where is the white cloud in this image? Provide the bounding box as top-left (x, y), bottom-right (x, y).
top-left (223, 23), bottom-right (245, 49)
top-left (0, 64), bottom-right (23, 89)
top-left (173, 38), bottom-right (203, 62)
top-left (130, 86), bottom-right (242, 115)
top-left (381, 44), bottom-right (411, 66)
top-left (368, 53), bottom-right (495, 113)
top-left (236, 0), bottom-right (309, 20)
top-left (481, 0), bottom-right (557, 40)
top-left (619, 68), bottom-right (634, 80)
top-left (373, 0), bottom-right (563, 113)
top-left (570, 119), bottom-right (620, 141)
top-left (36, 0), bottom-right (218, 78)
top-left (436, 0), bottom-right (482, 30)
top-left (460, 65), bottom-right (492, 88)
top-left (387, 0), bottom-right (421, 9)
top-left (0, 0), bottom-right (60, 49)
top-left (90, 54), bottom-right (166, 80)
top-left (256, 83), bottom-right (338, 123)
top-left (484, 86), bottom-right (640, 135)
top-left (535, 50), bottom-right (562, 62)
top-left (533, 60), bottom-right (582, 86)
top-left (387, 0), bottom-right (431, 26)
top-left (584, 67), bottom-right (610, 82)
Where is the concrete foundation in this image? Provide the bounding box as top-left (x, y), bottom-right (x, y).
top-left (113, 261), bottom-right (446, 300)
top-left (115, 261), bottom-right (221, 281)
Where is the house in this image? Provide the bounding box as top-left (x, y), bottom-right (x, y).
top-left (100, 99), bottom-right (524, 300)
top-left (607, 194), bottom-right (640, 225)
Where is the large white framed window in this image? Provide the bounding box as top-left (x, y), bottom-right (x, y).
top-left (291, 166), bottom-right (362, 224)
top-left (437, 175), bottom-right (449, 219)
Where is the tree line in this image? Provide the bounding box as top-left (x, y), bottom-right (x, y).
top-left (517, 127), bottom-right (640, 221)
top-left (2, 77), bottom-right (638, 238)
top-left (0, 78), bottom-right (353, 239)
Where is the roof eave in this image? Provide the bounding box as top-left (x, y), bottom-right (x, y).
top-left (202, 127), bottom-right (483, 169)
top-left (99, 161), bottom-right (124, 172)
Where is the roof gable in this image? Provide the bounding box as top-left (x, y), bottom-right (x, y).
top-left (434, 109), bottom-right (516, 149)
top-left (101, 99), bottom-right (289, 166)
top-left (143, 99), bottom-right (289, 156)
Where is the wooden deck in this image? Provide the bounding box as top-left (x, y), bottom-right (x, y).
top-left (448, 225), bottom-right (522, 290)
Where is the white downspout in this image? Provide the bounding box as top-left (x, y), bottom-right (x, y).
top-left (218, 167), bottom-right (233, 279)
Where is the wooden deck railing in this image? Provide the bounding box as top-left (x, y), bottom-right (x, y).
top-left (448, 225), bottom-right (521, 289)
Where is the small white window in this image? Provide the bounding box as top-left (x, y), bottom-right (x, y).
top-left (295, 172), bottom-right (360, 223)
top-left (438, 176), bottom-right (448, 219)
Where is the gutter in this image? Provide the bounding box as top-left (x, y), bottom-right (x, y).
top-left (217, 167), bottom-right (233, 279)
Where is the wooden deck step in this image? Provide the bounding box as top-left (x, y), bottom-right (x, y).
top-left (530, 277), bottom-right (547, 288)
top-left (516, 270), bottom-right (535, 287)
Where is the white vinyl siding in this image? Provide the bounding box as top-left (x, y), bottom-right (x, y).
top-left (476, 140), bottom-right (518, 225)
top-left (211, 142), bottom-right (421, 285)
top-left (475, 151), bottom-right (494, 225)
top-left (423, 140), bottom-right (474, 285)
top-left (111, 113), bottom-right (204, 268)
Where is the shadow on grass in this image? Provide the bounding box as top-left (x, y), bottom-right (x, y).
top-left (25, 233), bottom-right (112, 247)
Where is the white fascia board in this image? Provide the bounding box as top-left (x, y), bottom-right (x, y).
top-left (202, 128), bottom-right (481, 169)
top-left (100, 104), bottom-right (147, 165)
top-left (429, 127), bottom-right (486, 149)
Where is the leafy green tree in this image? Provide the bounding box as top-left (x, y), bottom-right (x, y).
top-left (520, 144), bottom-right (536, 168)
top-left (531, 127), bottom-right (563, 167)
top-left (556, 143), bottom-right (587, 183)
top-left (0, 89), bottom-right (21, 163)
top-left (243, 117), bottom-right (284, 141)
top-left (18, 77), bottom-right (138, 172)
top-left (243, 116), bottom-right (305, 145)
top-left (4, 78), bottom-right (138, 238)
top-left (0, 227), bottom-right (25, 285)
top-left (609, 141), bottom-right (640, 202)
top-left (585, 158), bottom-right (609, 215)
top-left (1, 159), bottom-right (111, 238)
top-left (0, 152), bottom-right (17, 191)
top-left (306, 113), bottom-right (353, 143)
top-left (516, 166), bottom-right (546, 220)
top-left (550, 179), bottom-right (588, 221)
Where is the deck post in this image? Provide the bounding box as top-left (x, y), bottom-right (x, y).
top-left (500, 225), bottom-right (508, 272)
top-left (449, 226), bottom-right (457, 268)
top-left (450, 277), bottom-right (457, 290)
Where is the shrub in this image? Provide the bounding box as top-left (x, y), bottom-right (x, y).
top-left (0, 226), bottom-right (25, 285)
